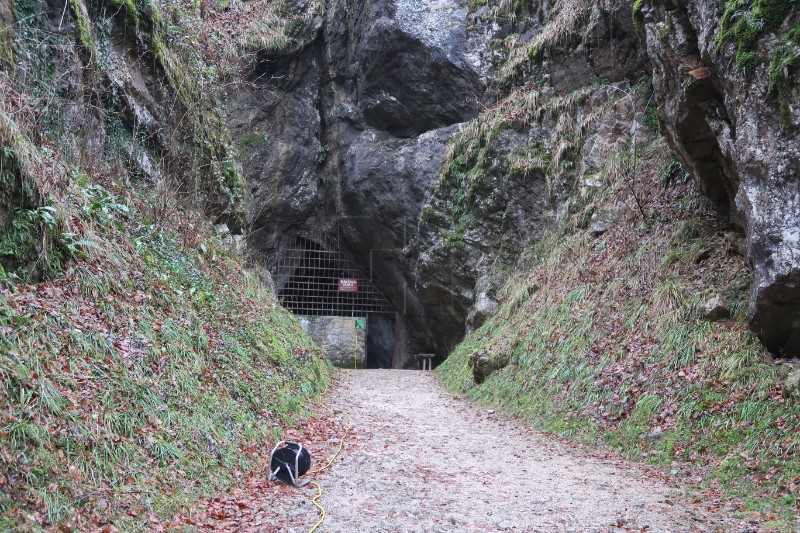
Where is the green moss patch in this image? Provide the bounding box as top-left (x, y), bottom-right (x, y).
top-left (717, 0), bottom-right (795, 73)
top-left (768, 23), bottom-right (800, 125)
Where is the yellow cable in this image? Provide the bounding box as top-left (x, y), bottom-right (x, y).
top-left (306, 413), bottom-right (353, 533)
top-left (308, 481), bottom-right (325, 533)
top-left (310, 413), bottom-right (352, 475)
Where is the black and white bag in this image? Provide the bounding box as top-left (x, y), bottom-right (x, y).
top-left (268, 441), bottom-right (311, 486)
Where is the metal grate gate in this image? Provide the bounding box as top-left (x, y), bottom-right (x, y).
top-left (276, 234), bottom-right (394, 317)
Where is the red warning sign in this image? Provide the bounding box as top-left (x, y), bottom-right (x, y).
top-left (338, 278), bottom-right (358, 292)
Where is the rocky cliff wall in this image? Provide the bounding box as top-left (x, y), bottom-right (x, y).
top-left (7, 0), bottom-right (799, 359)
top-left (236, 0), bottom-right (800, 360)
top-left (639, 0), bottom-right (800, 355)
top-left (233, 0), bottom-right (658, 359)
top-left (0, 0), bottom-right (247, 251)
top-left (230, 0), bottom-right (503, 361)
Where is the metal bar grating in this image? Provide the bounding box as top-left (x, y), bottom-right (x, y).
top-left (276, 235), bottom-right (394, 317)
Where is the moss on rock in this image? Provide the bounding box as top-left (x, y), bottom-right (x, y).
top-left (0, 0), bottom-right (15, 66)
top-left (715, 0), bottom-right (796, 80)
top-left (632, 0), bottom-right (646, 35)
top-left (69, 0), bottom-right (97, 68)
top-left (768, 23), bottom-right (800, 124)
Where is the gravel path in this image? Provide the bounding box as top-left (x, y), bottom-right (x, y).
top-left (313, 369), bottom-right (722, 533)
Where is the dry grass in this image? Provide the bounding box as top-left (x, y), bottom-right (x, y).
top-left (201, 0), bottom-right (323, 71)
top-left (499, 0), bottom-right (592, 81)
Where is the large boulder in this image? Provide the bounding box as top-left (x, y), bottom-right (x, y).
top-left (355, 12), bottom-right (482, 137)
top-left (326, 0), bottom-right (485, 132)
top-left (471, 350), bottom-right (510, 384)
top-left (639, 1), bottom-right (800, 355)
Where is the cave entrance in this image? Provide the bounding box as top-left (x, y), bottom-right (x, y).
top-left (275, 230), bottom-right (398, 368)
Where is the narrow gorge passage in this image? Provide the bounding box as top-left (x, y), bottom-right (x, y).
top-left (310, 370), bottom-right (723, 532)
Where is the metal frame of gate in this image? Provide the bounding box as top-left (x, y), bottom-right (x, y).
top-left (275, 229), bottom-right (394, 317)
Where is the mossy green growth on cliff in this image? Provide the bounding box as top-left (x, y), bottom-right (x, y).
top-left (754, 0), bottom-right (794, 28)
top-left (436, 82), bottom-right (609, 249)
top-left (69, 0), bottom-right (97, 67)
top-left (632, 0), bottom-right (646, 35)
top-left (768, 23), bottom-right (800, 125)
top-left (715, 0), bottom-right (798, 124)
top-left (105, 0), bottom-right (139, 27)
top-left (90, 0), bottom-right (246, 226)
top-left (716, 0), bottom-right (794, 72)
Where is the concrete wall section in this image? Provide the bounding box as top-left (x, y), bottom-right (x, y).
top-left (298, 316), bottom-right (366, 367)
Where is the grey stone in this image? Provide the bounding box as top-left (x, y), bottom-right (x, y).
top-left (470, 350), bottom-right (509, 384)
top-left (699, 295), bottom-right (731, 321)
top-left (783, 368), bottom-right (800, 399)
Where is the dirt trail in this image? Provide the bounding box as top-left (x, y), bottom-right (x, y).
top-left (309, 369), bottom-right (729, 533)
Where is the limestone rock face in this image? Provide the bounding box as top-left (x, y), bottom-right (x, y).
top-left (228, 41), bottom-right (325, 229)
top-left (339, 126), bottom-right (458, 238)
top-left (640, 2), bottom-right (800, 355)
top-left (543, 0), bottom-right (647, 92)
top-left (231, 0), bottom-right (502, 360)
top-left (234, 0), bottom-right (663, 360)
top-left (325, 0), bottom-right (483, 135)
top-left (236, 0), bottom-right (800, 361)
top-left (354, 15), bottom-right (481, 137)
top-left (467, 264), bottom-right (500, 332)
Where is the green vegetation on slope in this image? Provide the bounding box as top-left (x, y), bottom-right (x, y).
top-left (438, 140), bottom-right (799, 527)
top-left (0, 1), bottom-right (333, 530)
top-left (3, 0), bottom-right (320, 236)
top-left (0, 121), bottom-right (331, 531)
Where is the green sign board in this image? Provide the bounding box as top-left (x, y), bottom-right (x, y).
top-left (355, 318), bottom-right (365, 330)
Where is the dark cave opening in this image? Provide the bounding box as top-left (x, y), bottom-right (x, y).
top-left (367, 313), bottom-right (395, 368)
